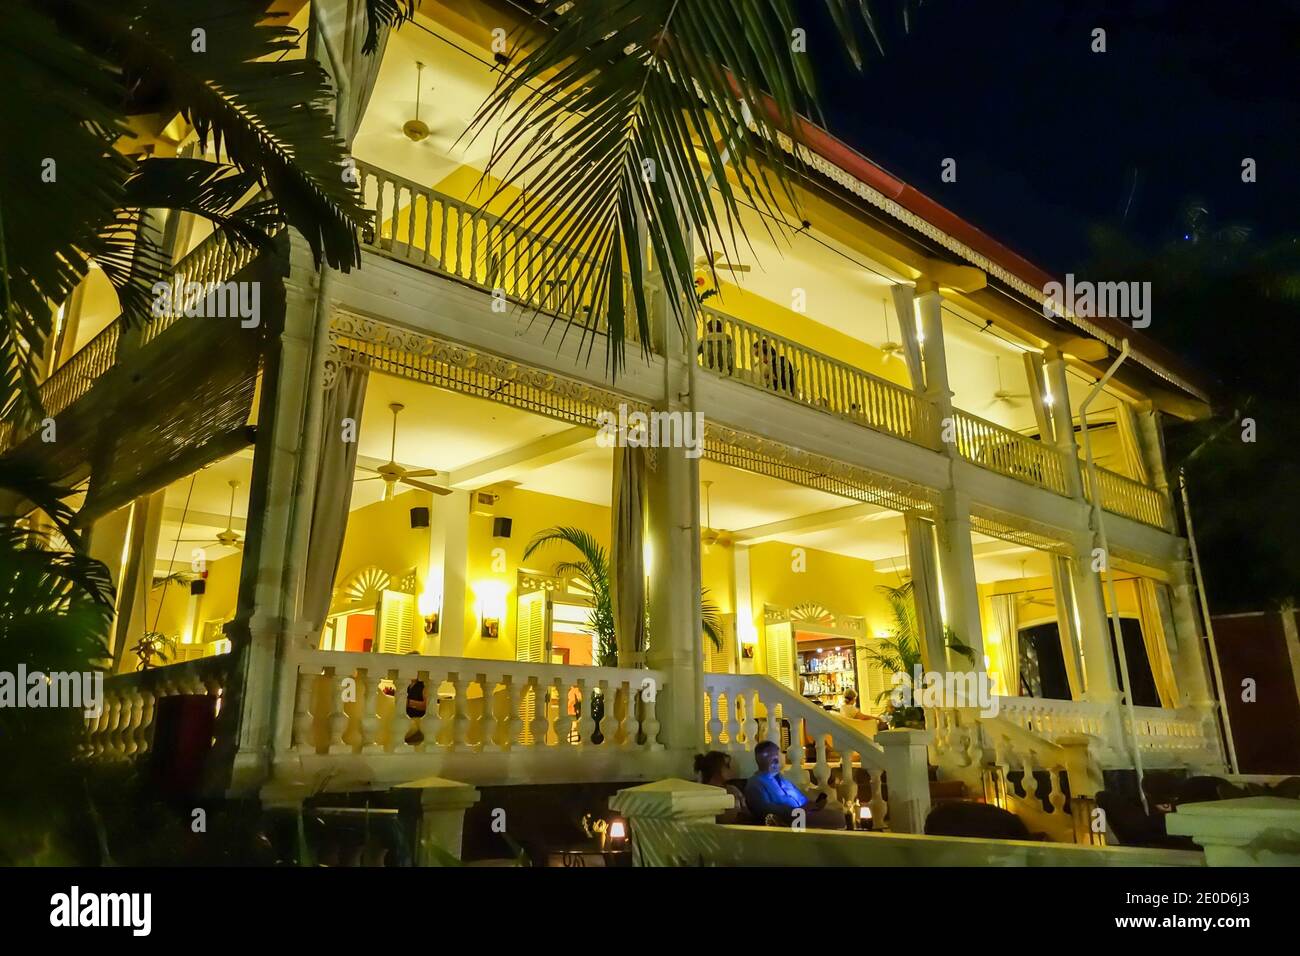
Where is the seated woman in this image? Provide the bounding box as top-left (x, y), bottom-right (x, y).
top-left (695, 751), bottom-right (751, 824)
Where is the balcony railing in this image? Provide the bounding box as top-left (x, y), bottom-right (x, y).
top-left (0, 230), bottom-right (261, 454)
top-left (355, 160), bottom-right (648, 347)
top-left (1085, 463), bottom-right (1174, 530)
top-left (693, 306), bottom-right (934, 446)
top-left (950, 408), bottom-right (1070, 496)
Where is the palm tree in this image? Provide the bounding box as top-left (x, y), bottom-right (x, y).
top-left (0, 0), bottom-right (370, 427)
top-left (0, 462), bottom-right (115, 863)
top-left (461, 0), bottom-right (922, 370)
top-left (861, 581), bottom-right (973, 726)
top-left (524, 524), bottom-right (723, 666)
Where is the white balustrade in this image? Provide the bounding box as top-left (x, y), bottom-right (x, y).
top-left (289, 651), bottom-right (666, 757)
top-left (84, 657), bottom-right (229, 760)
top-left (694, 306), bottom-right (935, 447)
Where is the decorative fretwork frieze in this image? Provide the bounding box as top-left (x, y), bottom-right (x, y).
top-left (326, 311), bottom-right (654, 466)
top-left (703, 423), bottom-right (938, 517)
top-left (968, 506), bottom-right (1074, 556)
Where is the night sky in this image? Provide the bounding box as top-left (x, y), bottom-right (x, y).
top-left (803, 0), bottom-right (1300, 275)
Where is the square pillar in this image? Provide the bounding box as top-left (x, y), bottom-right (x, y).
top-left (935, 490), bottom-right (986, 672)
top-left (429, 490), bottom-right (469, 657)
top-left (395, 776), bottom-right (481, 864)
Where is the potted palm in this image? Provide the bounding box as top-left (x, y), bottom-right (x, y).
top-left (861, 582), bottom-right (974, 729)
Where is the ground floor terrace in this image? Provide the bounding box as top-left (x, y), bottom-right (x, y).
top-left (80, 343), bottom-right (1226, 839)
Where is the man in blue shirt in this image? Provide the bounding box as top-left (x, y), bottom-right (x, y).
top-left (744, 739), bottom-right (828, 824)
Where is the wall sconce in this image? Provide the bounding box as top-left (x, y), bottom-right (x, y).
top-left (418, 588), bottom-right (441, 635)
top-left (740, 644), bottom-right (755, 660)
top-left (476, 580), bottom-right (506, 638)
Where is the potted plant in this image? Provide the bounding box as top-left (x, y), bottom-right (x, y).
top-left (861, 582), bottom-right (974, 729)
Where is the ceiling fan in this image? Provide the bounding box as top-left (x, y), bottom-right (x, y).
top-left (400, 61), bottom-right (439, 144)
top-left (694, 250), bottom-right (751, 274)
top-left (990, 356), bottom-right (1029, 408)
top-left (1014, 559), bottom-right (1054, 608)
top-left (700, 480), bottom-right (733, 550)
top-left (877, 301), bottom-right (905, 362)
top-left (176, 479), bottom-right (245, 553)
top-left (356, 402), bottom-right (454, 501)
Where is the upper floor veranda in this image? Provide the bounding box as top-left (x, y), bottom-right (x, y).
top-left (10, 0), bottom-right (1210, 566)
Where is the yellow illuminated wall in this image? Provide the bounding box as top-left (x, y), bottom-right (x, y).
top-left (463, 485), bottom-right (611, 661)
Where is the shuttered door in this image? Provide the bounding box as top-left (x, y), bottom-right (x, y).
top-left (859, 638), bottom-right (893, 712)
top-left (375, 590), bottom-right (416, 654)
top-left (765, 619), bottom-right (795, 690)
top-left (516, 590), bottom-right (550, 745)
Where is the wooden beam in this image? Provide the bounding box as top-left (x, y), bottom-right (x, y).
top-left (732, 502), bottom-right (892, 543)
top-left (448, 426), bottom-right (595, 489)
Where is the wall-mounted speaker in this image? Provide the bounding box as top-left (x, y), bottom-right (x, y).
top-left (410, 506), bottom-right (430, 529)
top-left (492, 517), bottom-right (513, 539)
top-left (190, 579), bottom-right (206, 596)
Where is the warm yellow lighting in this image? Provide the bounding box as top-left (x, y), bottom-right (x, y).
top-left (476, 579), bottom-right (507, 638)
top-left (642, 537), bottom-right (653, 569)
top-left (1042, 389), bottom-right (1055, 407)
top-left (608, 819), bottom-right (627, 841)
top-left (875, 629), bottom-right (892, 639)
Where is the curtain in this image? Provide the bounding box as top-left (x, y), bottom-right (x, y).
top-left (610, 444), bottom-right (647, 662)
top-left (904, 515), bottom-right (945, 670)
top-left (1050, 555), bottom-right (1085, 699)
top-left (313, 0), bottom-right (391, 147)
top-left (1114, 402), bottom-right (1149, 483)
top-left (302, 365), bottom-right (369, 632)
top-left (1136, 578), bottom-right (1179, 708)
top-left (889, 285), bottom-right (925, 391)
top-left (110, 490), bottom-right (166, 668)
top-left (990, 594), bottom-right (1020, 696)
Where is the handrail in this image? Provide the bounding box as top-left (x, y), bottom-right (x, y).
top-left (951, 407), bottom-right (1069, 495)
top-left (2, 229), bottom-right (263, 452)
top-left (694, 305), bottom-right (935, 446)
top-left (1084, 462), bottom-right (1174, 529)
top-left (355, 159), bottom-right (649, 347)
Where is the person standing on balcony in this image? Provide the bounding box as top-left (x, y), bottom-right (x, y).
top-left (698, 318), bottom-right (736, 375)
top-left (752, 340), bottom-right (797, 396)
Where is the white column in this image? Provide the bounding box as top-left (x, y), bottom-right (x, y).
top-left (914, 284), bottom-right (954, 436)
top-left (935, 490), bottom-right (986, 672)
top-left (1043, 347), bottom-right (1085, 498)
top-left (223, 264), bottom-right (319, 793)
top-left (429, 490), bottom-right (469, 656)
top-left (646, 255), bottom-right (703, 757)
top-left (732, 544), bottom-right (757, 674)
top-left (1069, 532), bottom-right (1121, 705)
top-left (1167, 561), bottom-right (1214, 708)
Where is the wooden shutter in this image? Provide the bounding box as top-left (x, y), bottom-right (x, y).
top-left (375, 590), bottom-right (416, 654)
top-left (765, 619), bottom-right (795, 690)
top-left (859, 638), bottom-right (892, 711)
top-left (515, 590), bottom-right (550, 745)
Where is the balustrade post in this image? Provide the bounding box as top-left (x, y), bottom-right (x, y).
top-left (325, 668), bottom-right (348, 754)
top-left (388, 670), bottom-right (413, 754)
top-left (448, 673), bottom-right (470, 751)
top-left (877, 728), bottom-right (932, 834)
top-left (359, 669), bottom-right (383, 754)
top-left (785, 715), bottom-right (810, 788)
top-left (502, 676), bottom-right (523, 750)
top-left (479, 674), bottom-right (501, 752)
top-left (575, 678), bottom-right (595, 747)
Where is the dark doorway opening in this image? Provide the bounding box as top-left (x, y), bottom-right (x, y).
top-left (1016, 622), bottom-right (1072, 700)
top-left (1109, 617), bottom-right (1161, 708)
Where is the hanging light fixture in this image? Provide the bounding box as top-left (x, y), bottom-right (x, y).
top-left (403, 62), bottom-right (431, 142)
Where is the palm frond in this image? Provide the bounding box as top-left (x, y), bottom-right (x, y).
top-left (466, 0), bottom-right (920, 371)
top-left (362, 0), bottom-right (416, 55)
top-left (700, 587), bottom-right (723, 652)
